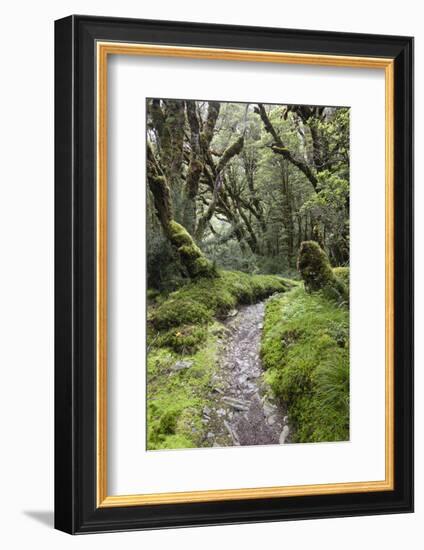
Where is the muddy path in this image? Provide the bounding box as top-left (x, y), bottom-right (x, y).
top-left (203, 300), bottom-right (291, 447)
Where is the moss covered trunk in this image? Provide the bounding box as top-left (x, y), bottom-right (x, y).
top-left (297, 241), bottom-right (348, 304)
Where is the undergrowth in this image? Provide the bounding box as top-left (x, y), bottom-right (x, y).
top-left (261, 286), bottom-right (349, 443)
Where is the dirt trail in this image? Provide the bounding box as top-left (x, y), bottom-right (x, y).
top-left (203, 300), bottom-right (290, 447)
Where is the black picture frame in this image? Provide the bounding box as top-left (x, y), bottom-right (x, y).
top-left (55, 14), bottom-right (414, 534)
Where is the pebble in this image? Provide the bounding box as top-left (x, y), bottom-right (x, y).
top-left (263, 402), bottom-right (276, 416)
top-left (267, 414), bottom-right (277, 426)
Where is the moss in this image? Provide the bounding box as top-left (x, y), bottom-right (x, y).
top-left (147, 271), bottom-right (295, 450)
top-left (333, 266), bottom-right (350, 289)
top-left (261, 287), bottom-right (349, 443)
top-left (168, 220), bottom-right (217, 278)
top-left (150, 270), bottom-right (293, 330)
top-left (151, 299), bottom-right (212, 330)
top-left (216, 136), bottom-right (244, 172)
top-left (147, 325), bottom-right (220, 450)
top-left (297, 241), bottom-right (348, 304)
top-left (157, 324), bottom-right (208, 354)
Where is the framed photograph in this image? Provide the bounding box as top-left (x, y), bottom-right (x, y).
top-left (54, 15), bottom-right (413, 534)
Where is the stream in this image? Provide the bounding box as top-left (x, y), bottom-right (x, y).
top-left (202, 299), bottom-right (291, 447)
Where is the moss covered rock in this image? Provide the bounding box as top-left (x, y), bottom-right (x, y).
top-left (297, 241), bottom-right (348, 304)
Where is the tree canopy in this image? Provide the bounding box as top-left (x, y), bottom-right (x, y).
top-left (146, 98), bottom-right (350, 289)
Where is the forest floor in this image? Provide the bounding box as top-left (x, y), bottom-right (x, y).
top-left (147, 269), bottom-right (349, 450)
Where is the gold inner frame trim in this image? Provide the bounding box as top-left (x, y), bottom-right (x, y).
top-left (96, 42), bottom-right (395, 508)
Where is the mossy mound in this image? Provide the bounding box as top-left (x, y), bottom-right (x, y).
top-left (261, 287), bottom-right (349, 443)
top-left (297, 241), bottom-right (348, 304)
top-left (157, 324), bottom-right (208, 354)
top-left (150, 270), bottom-right (293, 333)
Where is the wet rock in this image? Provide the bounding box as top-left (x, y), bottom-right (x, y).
top-left (263, 402), bottom-right (276, 416)
top-left (267, 415), bottom-right (277, 425)
top-left (172, 360), bottom-right (193, 371)
top-left (222, 396), bottom-right (250, 411)
top-left (224, 420), bottom-right (240, 445)
top-left (279, 425), bottom-right (290, 444)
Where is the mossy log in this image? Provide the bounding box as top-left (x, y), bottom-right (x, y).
top-left (297, 241), bottom-right (348, 303)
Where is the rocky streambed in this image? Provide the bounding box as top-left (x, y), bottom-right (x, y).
top-left (201, 299), bottom-right (291, 448)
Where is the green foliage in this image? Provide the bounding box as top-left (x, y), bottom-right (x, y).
top-left (147, 100), bottom-right (350, 282)
top-left (261, 287), bottom-right (349, 442)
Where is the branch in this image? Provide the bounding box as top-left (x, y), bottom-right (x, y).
top-left (255, 103), bottom-right (318, 190)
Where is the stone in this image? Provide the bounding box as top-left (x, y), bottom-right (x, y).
top-left (279, 425), bottom-right (290, 444)
top-left (227, 309), bottom-right (238, 318)
top-left (203, 406), bottom-right (211, 415)
top-left (222, 396), bottom-right (249, 411)
top-left (172, 360), bottom-right (193, 371)
top-left (207, 432), bottom-right (215, 439)
top-left (217, 408), bottom-right (226, 417)
top-left (263, 402), bottom-right (276, 416)
top-left (224, 420), bottom-right (240, 445)
top-left (267, 415), bottom-right (277, 426)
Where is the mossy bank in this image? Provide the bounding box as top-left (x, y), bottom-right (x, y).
top-left (261, 280), bottom-right (350, 443)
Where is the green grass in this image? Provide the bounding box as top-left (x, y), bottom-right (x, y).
top-left (261, 286), bottom-right (349, 443)
top-left (147, 270), bottom-right (293, 450)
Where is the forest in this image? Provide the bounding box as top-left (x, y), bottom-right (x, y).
top-left (146, 98), bottom-right (350, 450)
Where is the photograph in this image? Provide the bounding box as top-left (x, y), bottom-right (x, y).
top-left (146, 98), bottom-right (350, 450)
